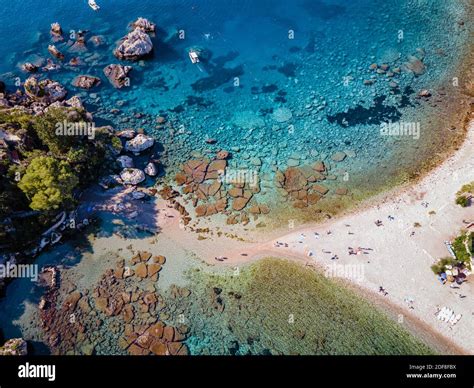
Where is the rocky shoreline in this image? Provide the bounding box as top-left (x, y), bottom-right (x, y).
top-left (37, 251), bottom-right (191, 355)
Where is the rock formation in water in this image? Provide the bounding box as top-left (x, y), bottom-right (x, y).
top-left (114, 28), bottom-right (153, 61)
top-left (103, 64), bottom-right (132, 88)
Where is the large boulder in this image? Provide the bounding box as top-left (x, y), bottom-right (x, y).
top-left (24, 77), bottom-right (67, 103)
top-left (120, 168), bottom-right (146, 185)
top-left (114, 28), bottom-right (153, 60)
top-left (125, 133), bottom-right (154, 153)
top-left (72, 75), bottom-right (101, 89)
top-left (117, 155), bottom-right (134, 168)
top-left (103, 64), bottom-right (132, 88)
top-left (144, 162), bottom-right (158, 176)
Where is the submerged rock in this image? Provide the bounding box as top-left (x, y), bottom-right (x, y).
top-left (114, 28), bottom-right (153, 61)
top-left (272, 107), bottom-right (293, 123)
top-left (331, 151), bottom-right (347, 162)
top-left (89, 35), bottom-right (106, 47)
top-left (403, 55), bottom-right (426, 76)
top-left (103, 64), bottom-right (132, 88)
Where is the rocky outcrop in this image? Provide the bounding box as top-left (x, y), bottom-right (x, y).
top-left (120, 168), bottom-right (146, 185)
top-left (125, 133), bottom-right (154, 153)
top-left (0, 338), bottom-right (27, 355)
top-left (21, 62), bottom-right (39, 73)
top-left (65, 96), bottom-right (83, 109)
top-left (72, 75), bottom-right (101, 89)
top-left (48, 45), bottom-right (65, 60)
top-left (69, 31), bottom-right (88, 53)
top-left (114, 28), bottom-right (153, 61)
top-left (103, 64), bottom-right (132, 88)
top-left (24, 77), bottom-right (67, 103)
top-left (275, 163), bottom-right (337, 208)
top-left (131, 17), bottom-right (156, 33)
top-left (50, 22), bottom-right (63, 42)
top-left (116, 129), bottom-right (136, 139)
top-left (144, 162), bottom-right (158, 177)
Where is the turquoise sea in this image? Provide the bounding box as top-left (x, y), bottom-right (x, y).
top-left (0, 0), bottom-right (472, 354)
top-left (1, 0), bottom-right (471, 210)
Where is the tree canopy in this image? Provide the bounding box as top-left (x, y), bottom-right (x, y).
top-left (18, 156), bottom-right (79, 211)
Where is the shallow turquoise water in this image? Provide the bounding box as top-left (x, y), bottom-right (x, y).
top-left (0, 1), bottom-right (470, 202)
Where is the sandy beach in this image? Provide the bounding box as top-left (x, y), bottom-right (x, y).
top-left (79, 119), bottom-right (474, 355)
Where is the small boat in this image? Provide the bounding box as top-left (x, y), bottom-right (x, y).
top-left (189, 49), bottom-right (200, 64)
top-left (88, 0), bottom-right (100, 11)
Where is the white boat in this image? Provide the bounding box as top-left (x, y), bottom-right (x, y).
top-left (189, 49), bottom-right (200, 64)
top-left (88, 0), bottom-right (100, 11)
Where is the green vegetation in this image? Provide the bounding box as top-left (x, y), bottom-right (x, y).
top-left (0, 106), bottom-right (117, 248)
top-left (18, 156), bottom-right (78, 211)
top-left (187, 259), bottom-right (435, 355)
top-left (431, 257), bottom-right (458, 275)
top-left (452, 232), bottom-right (473, 266)
top-left (455, 195), bottom-right (470, 207)
top-left (431, 232), bottom-right (473, 274)
top-left (455, 181), bottom-right (473, 207)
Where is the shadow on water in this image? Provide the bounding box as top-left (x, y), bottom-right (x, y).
top-left (327, 85), bottom-right (418, 127)
top-left (191, 51), bottom-right (244, 92)
top-left (327, 95), bottom-right (401, 127)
